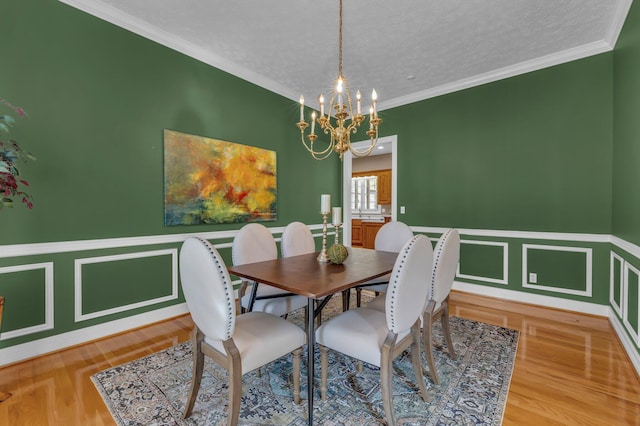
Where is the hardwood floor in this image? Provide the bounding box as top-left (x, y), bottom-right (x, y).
top-left (0, 291), bottom-right (638, 425)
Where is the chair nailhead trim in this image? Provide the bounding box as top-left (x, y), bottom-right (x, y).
top-left (431, 229), bottom-right (453, 298)
top-left (388, 235), bottom-right (420, 330)
top-left (196, 237), bottom-right (234, 339)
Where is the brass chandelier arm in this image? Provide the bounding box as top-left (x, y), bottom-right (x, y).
top-left (297, 121), bottom-right (335, 160)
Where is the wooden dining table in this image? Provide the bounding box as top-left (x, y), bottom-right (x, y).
top-left (227, 247), bottom-right (398, 425)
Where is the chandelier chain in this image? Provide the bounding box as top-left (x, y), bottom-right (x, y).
top-left (338, 0), bottom-right (343, 77)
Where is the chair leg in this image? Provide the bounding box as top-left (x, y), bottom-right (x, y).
top-left (319, 345), bottom-right (329, 400)
top-left (441, 300), bottom-right (457, 360)
top-left (184, 328), bottom-right (205, 419)
top-left (341, 289), bottom-right (350, 311)
top-left (423, 312), bottom-right (440, 385)
top-left (292, 347), bottom-right (302, 404)
top-left (224, 340), bottom-right (243, 426)
top-left (380, 335), bottom-right (396, 426)
top-left (356, 288), bottom-right (362, 307)
top-left (238, 281), bottom-right (248, 314)
top-left (410, 324), bottom-right (430, 402)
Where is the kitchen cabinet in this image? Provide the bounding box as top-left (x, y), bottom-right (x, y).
top-left (377, 169), bottom-right (391, 205)
top-left (351, 219), bottom-right (363, 247)
top-left (362, 221), bottom-right (384, 249)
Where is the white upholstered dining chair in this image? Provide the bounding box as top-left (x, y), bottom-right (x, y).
top-left (281, 221), bottom-right (336, 325)
top-left (281, 221), bottom-right (316, 258)
top-left (354, 221), bottom-right (414, 307)
top-left (179, 237), bottom-right (306, 425)
top-left (368, 228), bottom-right (460, 385)
top-left (315, 234), bottom-right (433, 425)
top-left (422, 228), bottom-right (460, 384)
top-left (233, 223), bottom-right (307, 316)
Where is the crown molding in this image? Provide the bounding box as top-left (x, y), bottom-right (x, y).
top-left (378, 40), bottom-right (612, 111)
top-left (59, 1), bottom-right (630, 111)
top-left (606, 0), bottom-right (634, 48)
top-left (57, 0), bottom-right (299, 101)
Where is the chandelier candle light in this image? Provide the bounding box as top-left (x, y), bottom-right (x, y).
top-left (296, 0), bottom-right (382, 160)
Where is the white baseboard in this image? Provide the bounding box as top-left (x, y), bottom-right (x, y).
top-left (452, 281), bottom-right (609, 317)
top-left (0, 303), bottom-right (189, 367)
top-left (609, 312), bottom-right (640, 377)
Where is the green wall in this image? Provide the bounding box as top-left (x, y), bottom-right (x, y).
top-left (1, 0), bottom-right (341, 245)
top-left (3, 0), bottom-right (639, 368)
top-left (0, 0), bottom-right (341, 352)
top-left (611, 0), bottom-right (640, 365)
top-left (383, 54), bottom-right (613, 234)
top-left (614, 0), bottom-right (640, 247)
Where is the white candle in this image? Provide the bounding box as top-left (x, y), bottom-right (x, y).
top-left (321, 194), bottom-right (331, 214)
top-left (299, 95), bottom-right (304, 121)
top-left (371, 89), bottom-right (378, 118)
top-left (311, 111), bottom-right (316, 134)
top-left (356, 90), bottom-right (361, 115)
top-left (319, 94), bottom-right (325, 117)
top-left (369, 107), bottom-right (374, 129)
top-left (332, 207), bottom-right (342, 226)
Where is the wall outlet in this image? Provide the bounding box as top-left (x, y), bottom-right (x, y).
top-left (529, 272), bottom-right (537, 283)
top-left (400, 206), bottom-right (406, 214)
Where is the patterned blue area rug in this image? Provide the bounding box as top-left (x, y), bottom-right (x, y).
top-left (92, 305), bottom-right (518, 425)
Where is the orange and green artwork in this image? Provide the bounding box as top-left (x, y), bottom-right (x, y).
top-left (163, 129), bottom-right (277, 225)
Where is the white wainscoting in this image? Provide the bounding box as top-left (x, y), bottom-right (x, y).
top-left (0, 262), bottom-right (54, 340)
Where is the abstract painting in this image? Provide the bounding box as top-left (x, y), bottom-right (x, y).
top-left (163, 129), bottom-right (276, 225)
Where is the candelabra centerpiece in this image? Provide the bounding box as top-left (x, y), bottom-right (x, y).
top-left (296, 0), bottom-right (382, 160)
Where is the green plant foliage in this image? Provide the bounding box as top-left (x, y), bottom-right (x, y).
top-left (0, 99), bottom-right (35, 210)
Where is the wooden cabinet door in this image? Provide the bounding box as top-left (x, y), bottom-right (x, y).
top-left (362, 222), bottom-right (383, 249)
top-left (377, 169), bottom-right (391, 205)
top-left (351, 219), bottom-right (363, 246)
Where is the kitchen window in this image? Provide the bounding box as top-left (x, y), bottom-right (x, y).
top-left (351, 175), bottom-right (380, 213)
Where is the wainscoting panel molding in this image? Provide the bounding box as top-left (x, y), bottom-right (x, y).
top-left (1, 225), bottom-right (639, 373)
top-left (610, 251), bottom-right (624, 318)
top-left (0, 262), bottom-right (54, 340)
top-left (622, 262), bottom-right (640, 348)
top-left (522, 244), bottom-right (593, 297)
top-left (74, 249), bottom-right (179, 322)
top-left (457, 239), bottom-right (509, 285)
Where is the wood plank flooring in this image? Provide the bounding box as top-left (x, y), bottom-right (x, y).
top-left (0, 291), bottom-right (638, 425)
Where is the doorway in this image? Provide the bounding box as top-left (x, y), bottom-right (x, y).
top-left (342, 135), bottom-right (398, 247)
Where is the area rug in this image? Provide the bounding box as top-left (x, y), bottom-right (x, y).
top-left (92, 300), bottom-right (518, 425)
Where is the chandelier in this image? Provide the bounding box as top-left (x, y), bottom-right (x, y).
top-left (296, 0), bottom-right (382, 160)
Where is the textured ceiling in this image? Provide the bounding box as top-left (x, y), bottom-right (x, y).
top-left (60, 0), bottom-right (630, 111)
